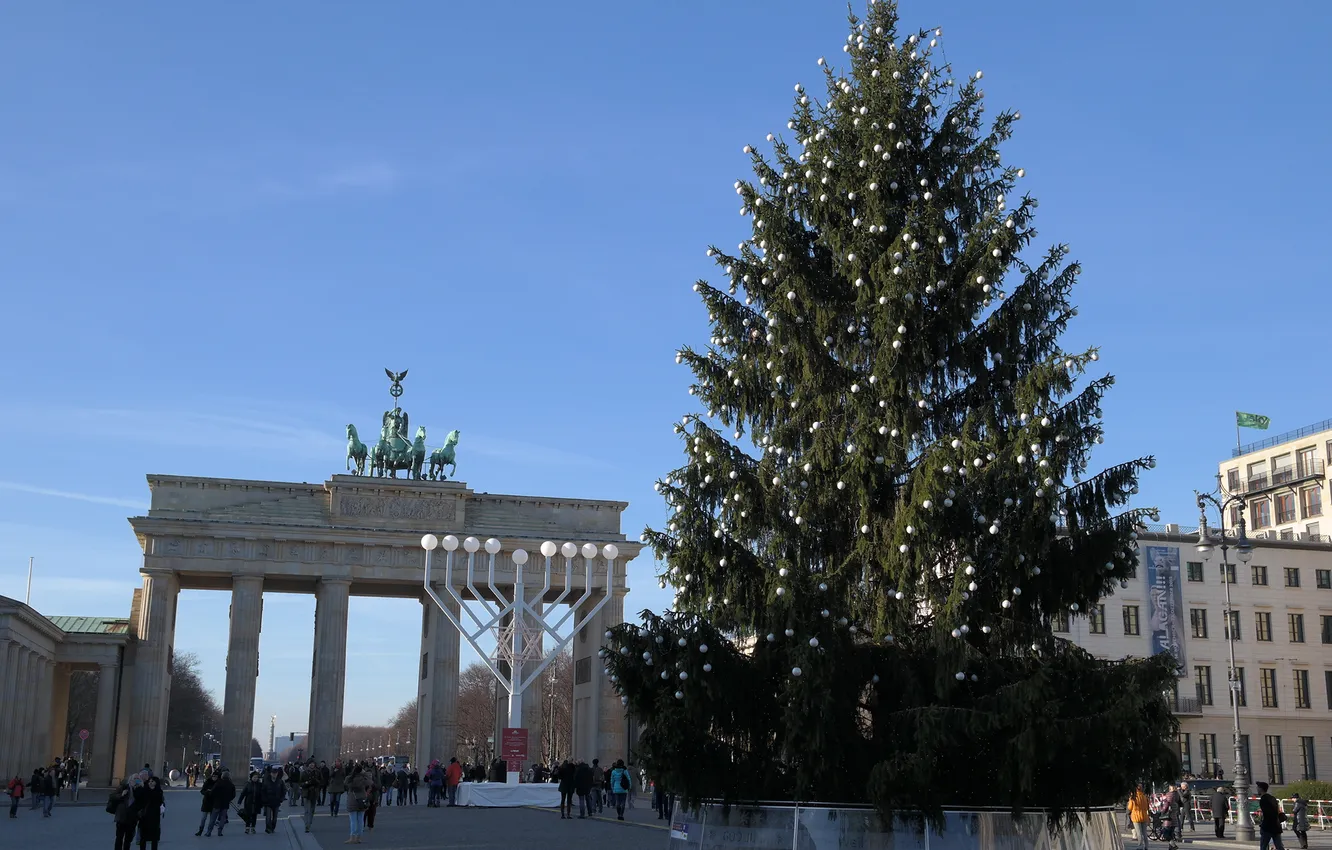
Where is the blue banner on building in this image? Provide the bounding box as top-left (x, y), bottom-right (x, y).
top-left (1145, 545), bottom-right (1186, 676)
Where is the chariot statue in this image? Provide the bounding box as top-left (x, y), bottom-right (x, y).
top-left (343, 369), bottom-right (461, 481)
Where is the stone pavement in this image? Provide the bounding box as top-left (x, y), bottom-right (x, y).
top-left (2, 787), bottom-right (287, 848)
top-left (305, 796), bottom-right (670, 849)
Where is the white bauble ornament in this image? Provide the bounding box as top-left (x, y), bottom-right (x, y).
top-left (791, 667), bottom-right (802, 677)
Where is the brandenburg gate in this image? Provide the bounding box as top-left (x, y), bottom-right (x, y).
top-left (116, 373), bottom-right (641, 780)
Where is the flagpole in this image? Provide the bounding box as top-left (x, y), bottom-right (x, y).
top-left (1235, 412), bottom-right (1241, 455)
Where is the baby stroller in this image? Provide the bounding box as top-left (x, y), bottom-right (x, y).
top-left (1148, 808), bottom-right (1168, 842)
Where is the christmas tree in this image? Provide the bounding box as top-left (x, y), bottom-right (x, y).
top-left (604, 0), bottom-right (1180, 820)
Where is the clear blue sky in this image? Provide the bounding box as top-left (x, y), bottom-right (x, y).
top-left (2, 1), bottom-right (1329, 748)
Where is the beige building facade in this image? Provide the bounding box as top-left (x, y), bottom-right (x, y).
top-left (1222, 419), bottom-right (1332, 542)
top-left (1064, 526), bottom-right (1332, 785)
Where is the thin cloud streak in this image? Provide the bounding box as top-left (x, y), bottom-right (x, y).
top-left (0, 480), bottom-right (147, 509)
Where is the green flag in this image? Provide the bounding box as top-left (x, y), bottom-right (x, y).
top-left (1236, 411), bottom-right (1270, 430)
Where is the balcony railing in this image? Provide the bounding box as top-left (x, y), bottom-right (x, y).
top-left (1234, 417), bottom-right (1332, 457)
top-left (1241, 458), bottom-right (1325, 495)
top-left (1172, 694), bottom-right (1203, 715)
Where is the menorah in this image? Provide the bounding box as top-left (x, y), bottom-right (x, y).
top-left (420, 533), bottom-right (621, 783)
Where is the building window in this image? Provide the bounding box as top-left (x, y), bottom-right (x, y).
top-left (1322, 615), bottom-right (1332, 644)
top-left (1317, 569), bottom-right (1332, 589)
top-left (1298, 446), bottom-right (1318, 477)
top-left (1276, 492), bottom-right (1296, 524)
top-left (1261, 667), bottom-right (1279, 708)
top-left (1222, 563), bottom-right (1237, 584)
top-left (1301, 486), bottom-right (1322, 519)
top-left (1123, 605), bottom-right (1140, 636)
top-left (1308, 522), bottom-right (1322, 538)
top-left (1294, 669), bottom-right (1311, 709)
top-left (1285, 567), bottom-right (1301, 587)
top-left (1178, 733), bottom-right (1192, 775)
top-left (1231, 667), bottom-right (1247, 707)
top-left (1187, 561), bottom-right (1204, 582)
top-left (1200, 733), bottom-right (1218, 776)
top-left (420, 652), bottom-right (428, 681)
top-left (1289, 613), bottom-right (1305, 643)
top-left (1256, 611), bottom-right (1273, 641)
top-left (1195, 665), bottom-right (1214, 706)
top-left (1326, 670), bottom-right (1332, 710)
top-left (1249, 461), bottom-right (1269, 489)
top-left (1252, 499), bottom-right (1272, 529)
top-left (1190, 608), bottom-right (1209, 639)
top-left (1252, 564), bottom-right (1269, 586)
top-left (1299, 736), bottom-right (1317, 781)
top-left (1230, 505), bottom-right (1243, 528)
top-left (1265, 735), bottom-right (1285, 785)
top-left (1088, 605), bottom-right (1106, 635)
top-left (1053, 611), bottom-right (1070, 633)
top-left (1241, 734), bottom-right (1252, 774)
top-left (574, 656), bottom-right (592, 685)
top-left (1226, 610), bottom-right (1241, 640)
top-left (1227, 468), bottom-right (1241, 492)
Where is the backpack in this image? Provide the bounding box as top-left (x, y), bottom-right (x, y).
top-left (617, 770), bottom-right (630, 792)
top-left (106, 792), bottom-right (120, 815)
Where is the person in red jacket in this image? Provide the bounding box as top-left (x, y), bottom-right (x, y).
top-left (444, 758), bottom-right (463, 807)
top-left (6, 775), bottom-right (24, 818)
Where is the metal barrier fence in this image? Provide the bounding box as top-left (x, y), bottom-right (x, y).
top-left (1187, 797), bottom-right (1332, 830)
top-left (666, 803), bottom-right (1122, 850)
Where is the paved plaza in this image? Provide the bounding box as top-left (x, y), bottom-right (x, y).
top-left (2, 786), bottom-right (671, 849)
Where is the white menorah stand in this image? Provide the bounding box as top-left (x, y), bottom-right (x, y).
top-left (420, 534), bottom-right (620, 784)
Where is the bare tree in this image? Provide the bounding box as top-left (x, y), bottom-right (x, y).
top-left (456, 662), bottom-right (498, 765)
top-left (536, 650), bottom-right (573, 765)
top-left (166, 652), bottom-right (222, 767)
top-left (64, 670), bottom-right (100, 757)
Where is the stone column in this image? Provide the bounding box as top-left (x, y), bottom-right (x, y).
top-left (570, 588), bottom-right (628, 764)
top-left (0, 643), bottom-right (19, 776)
top-left (93, 661), bottom-right (120, 786)
top-left (307, 578), bottom-right (350, 762)
top-left (49, 663), bottom-right (72, 760)
top-left (5, 648), bottom-right (31, 776)
top-left (19, 650), bottom-right (39, 774)
top-left (34, 658), bottom-right (55, 764)
top-left (222, 574), bottom-right (264, 774)
top-left (598, 590), bottom-right (627, 762)
top-left (416, 588), bottom-right (459, 766)
top-left (126, 570), bottom-right (179, 774)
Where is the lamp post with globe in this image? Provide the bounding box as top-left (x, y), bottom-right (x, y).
top-left (419, 532), bottom-right (620, 784)
top-left (1195, 485), bottom-right (1254, 841)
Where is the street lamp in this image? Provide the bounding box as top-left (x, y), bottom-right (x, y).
top-left (1195, 485), bottom-right (1254, 842)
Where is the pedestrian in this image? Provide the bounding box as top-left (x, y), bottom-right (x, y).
top-left (237, 770), bottom-right (262, 834)
top-left (575, 760), bottom-right (594, 818)
top-left (29, 768), bottom-right (43, 811)
top-left (108, 781), bottom-right (137, 850)
top-left (556, 759), bottom-right (576, 819)
top-left (409, 765), bottom-right (419, 804)
top-left (590, 759), bottom-right (604, 814)
top-left (609, 760), bottom-right (631, 821)
top-left (6, 774), bottom-right (23, 818)
top-left (203, 768), bottom-right (235, 837)
top-left (654, 776), bottom-right (674, 821)
top-left (1290, 793), bottom-right (1309, 850)
top-left (194, 771), bottom-right (216, 836)
top-left (134, 775), bottom-right (165, 850)
top-left (1162, 783), bottom-right (1182, 850)
top-left (346, 763), bottom-right (371, 844)
top-left (394, 763), bottom-right (409, 806)
top-left (1256, 781), bottom-right (1287, 850)
top-left (301, 758), bottom-right (322, 833)
top-left (365, 762), bottom-right (379, 831)
top-left (319, 760), bottom-right (330, 806)
top-left (445, 757), bottom-right (462, 807)
top-left (1127, 785), bottom-right (1150, 850)
top-left (287, 763), bottom-right (301, 807)
top-left (1210, 786), bottom-right (1230, 838)
top-left (1179, 781), bottom-right (1195, 833)
top-left (39, 767), bottom-right (57, 817)
top-left (328, 759), bottom-right (345, 816)
top-left (261, 765), bottom-right (286, 834)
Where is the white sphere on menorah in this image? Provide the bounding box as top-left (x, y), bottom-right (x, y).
top-left (581, 543), bottom-right (597, 559)
top-left (512, 549), bottom-right (529, 566)
top-left (484, 537), bottom-right (501, 555)
top-left (602, 543), bottom-right (619, 560)
top-left (540, 541), bottom-right (558, 558)
top-left (561, 541), bottom-right (578, 559)
top-left (442, 535), bottom-right (459, 552)
top-left (420, 534), bottom-right (439, 551)
top-left (463, 536), bottom-right (480, 553)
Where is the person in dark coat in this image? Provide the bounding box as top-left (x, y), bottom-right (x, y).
top-left (195, 773), bottom-right (216, 835)
top-left (574, 760), bottom-right (594, 818)
top-left (109, 781), bottom-right (137, 850)
top-left (133, 775), bottom-right (165, 850)
top-left (236, 770), bottom-right (263, 834)
top-left (1256, 781), bottom-right (1287, 850)
top-left (260, 765), bottom-right (286, 834)
top-left (1210, 787), bottom-right (1230, 838)
top-left (556, 760), bottom-right (577, 819)
top-left (203, 769), bottom-right (236, 837)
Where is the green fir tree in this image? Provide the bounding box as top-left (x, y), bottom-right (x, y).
top-left (604, 0), bottom-right (1180, 820)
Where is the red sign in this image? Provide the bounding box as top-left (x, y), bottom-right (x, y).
top-left (500, 727), bottom-right (528, 760)
top-left (78, 729), bottom-right (89, 741)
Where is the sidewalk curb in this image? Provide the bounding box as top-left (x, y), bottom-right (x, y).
top-left (285, 814), bottom-right (322, 850)
top-left (523, 805), bottom-right (669, 832)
